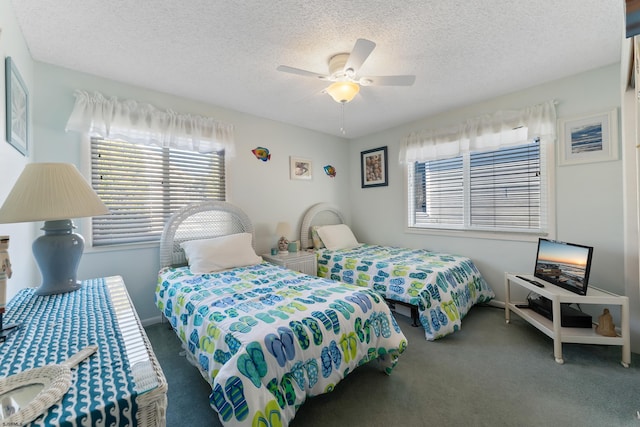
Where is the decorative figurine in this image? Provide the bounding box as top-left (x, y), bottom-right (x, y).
top-left (275, 222), bottom-right (291, 255)
top-left (278, 236), bottom-right (289, 254)
top-left (595, 308), bottom-right (616, 337)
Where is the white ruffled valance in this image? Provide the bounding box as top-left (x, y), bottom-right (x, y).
top-left (65, 90), bottom-right (235, 155)
top-left (400, 100), bottom-right (557, 163)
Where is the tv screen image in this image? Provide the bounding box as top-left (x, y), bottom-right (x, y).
top-left (534, 238), bottom-right (594, 295)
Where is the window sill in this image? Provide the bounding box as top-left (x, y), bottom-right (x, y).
top-left (84, 241), bottom-right (160, 254)
top-left (404, 226), bottom-right (551, 243)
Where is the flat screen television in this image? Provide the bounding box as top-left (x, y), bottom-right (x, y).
top-left (534, 238), bottom-right (593, 295)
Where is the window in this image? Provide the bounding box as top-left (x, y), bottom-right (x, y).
top-left (408, 137), bottom-right (546, 234)
top-left (90, 138), bottom-right (225, 246)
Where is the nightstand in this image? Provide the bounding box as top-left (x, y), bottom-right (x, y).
top-left (263, 250), bottom-right (317, 276)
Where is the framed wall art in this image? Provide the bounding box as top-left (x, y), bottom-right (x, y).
top-left (290, 156), bottom-right (312, 180)
top-left (5, 57), bottom-right (29, 156)
top-left (361, 146), bottom-right (388, 188)
top-left (557, 109), bottom-right (617, 166)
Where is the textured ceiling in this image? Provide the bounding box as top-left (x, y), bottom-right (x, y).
top-left (10, 0), bottom-right (624, 139)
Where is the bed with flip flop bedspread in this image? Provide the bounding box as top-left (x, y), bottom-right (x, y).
top-left (156, 262), bottom-right (407, 426)
top-left (316, 244), bottom-right (495, 340)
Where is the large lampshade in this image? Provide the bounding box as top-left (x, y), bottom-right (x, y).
top-left (325, 81), bottom-right (360, 103)
top-left (0, 163), bottom-right (109, 295)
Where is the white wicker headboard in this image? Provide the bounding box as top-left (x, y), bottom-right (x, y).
top-left (300, 202), bottom-right (346, 249)
top-left (159, 200), bottom-right (255, 268)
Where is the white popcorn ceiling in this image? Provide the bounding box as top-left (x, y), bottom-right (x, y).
top-left (10, 0), bottom-right (624, 138)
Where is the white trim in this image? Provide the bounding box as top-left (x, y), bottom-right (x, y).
top-left (403, 225), bottom-right (548, 243)
top-left (621, 36), bottom-right (640, 353)
top-left (80, 134), bottom-right (94, 247)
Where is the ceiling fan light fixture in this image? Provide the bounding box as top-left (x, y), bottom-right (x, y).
top-left (326, 81), bottom-right (360, 103)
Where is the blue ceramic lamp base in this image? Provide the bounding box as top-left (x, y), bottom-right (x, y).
top-left (33, 219), bottom-right (84, 296)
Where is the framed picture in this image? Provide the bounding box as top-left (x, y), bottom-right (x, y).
top-left (5, 57), bottom-right (29, 156)
top-left (290, 156), bottom-right (312, 180)
top-left (557, 109), bottom-right (617, 166)
top-left (361, 146), bottom-right (388, 188)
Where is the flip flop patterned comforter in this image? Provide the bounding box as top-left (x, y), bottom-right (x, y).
top-left (316, 244), bottom-right (495, 340)
top-left (156, 262), bottom-right (407, 427)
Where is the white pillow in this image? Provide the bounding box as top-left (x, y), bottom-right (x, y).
top-left (316, 224), bottom-right (359, 250)
top-left (180, 233), bottom-right (262, 274)
top-left (311, 225), bottom-right (325, 249)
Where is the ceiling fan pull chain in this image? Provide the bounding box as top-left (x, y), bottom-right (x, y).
top-left (340, 102), bottom-right (346, 135)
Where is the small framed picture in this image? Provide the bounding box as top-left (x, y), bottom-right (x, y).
top-left (290, 156), bottom-right (312, 180)
top-left (558, 109), bottom-right (618, 166)
top-left (361, 146), bottom-right (388, 188)
top-left (5, 57), bottom-right (29, 156)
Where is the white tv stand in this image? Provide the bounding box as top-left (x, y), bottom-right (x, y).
top-left (505, 273), bottom-right (630, 367)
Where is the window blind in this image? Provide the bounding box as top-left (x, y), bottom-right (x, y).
top-left (91, 138), bottom-right (225, 246)
top-left (412, 156), bottom-right (464, 227)
top-left (469, 141), bottom-right (540, 230)
top-left (409, 138), bottom-right (542, 233)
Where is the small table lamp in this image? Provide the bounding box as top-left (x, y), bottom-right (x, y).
top-left (275, 222), bottom-right (291, 254)
top-left (0, 163), bottom-right (109, 295)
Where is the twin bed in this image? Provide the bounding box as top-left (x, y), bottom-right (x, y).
top-left (300, 203), bottom-right (495, 341)
top-left (155, 201), bottom-right (407, 426)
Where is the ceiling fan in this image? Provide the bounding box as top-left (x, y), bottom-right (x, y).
top-left (277, 38), bottom-right (416, 103)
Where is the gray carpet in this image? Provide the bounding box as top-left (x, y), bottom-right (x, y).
top-left (144, 306), bottom-right (640, 426)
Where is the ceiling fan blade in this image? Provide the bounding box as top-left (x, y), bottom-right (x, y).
top-left (361, 75), bottom-right (416, 86)
top-left (277, 65), bottom-right (329, 80)
top-left (343, 38), bottom-right (376, 74)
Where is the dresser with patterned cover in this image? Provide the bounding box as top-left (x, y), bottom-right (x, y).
top-left (0, 276), bottom-right (167, 426)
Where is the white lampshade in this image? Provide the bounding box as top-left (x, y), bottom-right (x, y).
top-left (275, 222), bottom-right (291, 238)
top-left (0, 163), bottom-right (109, 223)
top-left (325, 81), bottom-right (360, 103)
